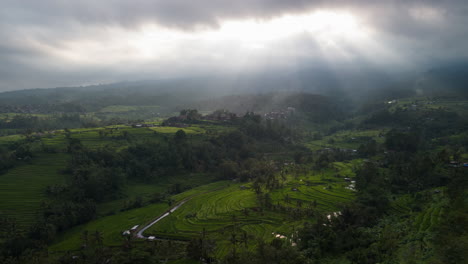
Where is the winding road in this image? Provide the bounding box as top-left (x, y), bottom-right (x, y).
top-left (136, 199), bottom-right (188, 239)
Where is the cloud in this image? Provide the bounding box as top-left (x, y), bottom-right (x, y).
top-left (0, 0), bottom-right (467, 91)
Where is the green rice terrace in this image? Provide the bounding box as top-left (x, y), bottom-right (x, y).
top-left (0, 123), bottom-right (221, 229)
top-left (48, 160), bottom-right (357, 258)
top-left (0, 153), bottom-right (68, 228)
top-left (145, 172), bottom-right (355, 257)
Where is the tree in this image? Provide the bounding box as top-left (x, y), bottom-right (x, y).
top-left (174, 129), bottom-right (187, 143)
top-left (219, 160), bottom-right (239, 180)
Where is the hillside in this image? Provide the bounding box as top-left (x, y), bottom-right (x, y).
top-left (0, 92), bottom-right (466, 264)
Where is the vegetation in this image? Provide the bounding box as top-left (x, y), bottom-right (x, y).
top-left (0, 91), bottom-right (466, 263)
top-left (0, 154), bottom-right (68, 228)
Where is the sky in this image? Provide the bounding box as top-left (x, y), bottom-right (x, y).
top-left (0, 0), bottom-right (467, 91)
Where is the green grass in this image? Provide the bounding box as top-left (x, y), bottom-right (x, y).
top-left (0, 153), bottom-right (69, 229)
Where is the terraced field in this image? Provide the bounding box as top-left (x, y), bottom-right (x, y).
top-left (0, 134), bottom-right (23, 146)
top-left (96, 173), bottom-right (217, 217)
top-left (413, 199), bottom-right (448, 232)
top-left (148, 184), bottom-right (258, 235)
top-left (145, 183), bottom-right (293, 257)
top-left (389, 195), bottom-right (413, 215)
top-left (0, 153), bottom-right (69, 229)
top-left (99, 105), bottom-right (161, 113)
top-left (269, 173), bottom-right (355, 211)
top-left (305, 129), bottom-right (386, 151)
top-left (142, 171), bottom-right (355, 256)
top-left (1, 122), bottom-right (228, 150)
top-left (41, 127), bottom-right (165, 150)
top-left (50, 181), bottom-right (228, 251)
top-left (388, 98), bottom-right (468, 114)
top-left (149, 126), bottom-right (205, 134)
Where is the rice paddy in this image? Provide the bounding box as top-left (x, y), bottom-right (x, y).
top-left (139, 167), bottom-right (356, 256)
top-left (413, 197), bottom-right (448, 232)
top-left (0, 153), bottom-right (69, 229)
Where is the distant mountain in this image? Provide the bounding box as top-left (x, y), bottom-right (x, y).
top-left (0, 62), bottom-right (466, 113)
top-left (191, 91), bottom-right (338, 112)
top-left (415, 61), bottom-right (468, 97)
top-left (0, 78), bottom-right (230, 112)
top-left (0, 65), bottom-right (393, 110)
top-left (356, 61), bottom-right (468, 102)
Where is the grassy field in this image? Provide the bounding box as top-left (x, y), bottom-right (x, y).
top-left (0, 153), bottom-right (69, 229)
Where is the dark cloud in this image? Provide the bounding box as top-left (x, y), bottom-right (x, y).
top-left (0, 0), bottom-right (468, 91)
top-left (1, 0), bottom-right (464, 32)
top-left (2, 0), bottom-right (325, 29)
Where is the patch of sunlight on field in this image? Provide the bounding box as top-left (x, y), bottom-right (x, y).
top-left (149, 126), bottom-right (205, 134)
top-left (99, 105), bottom-right (160, 113)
